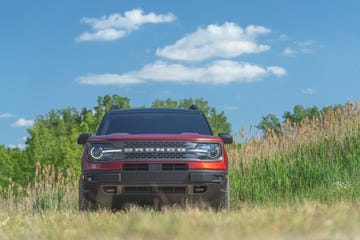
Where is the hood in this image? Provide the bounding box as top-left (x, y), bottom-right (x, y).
top-left (88, 133), bottom-right (222, 142)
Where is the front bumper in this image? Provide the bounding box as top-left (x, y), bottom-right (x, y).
top-left (79, 170), bottom-right (228, 208)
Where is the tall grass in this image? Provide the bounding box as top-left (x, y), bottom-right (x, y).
top-left (0, 163), bottom-right (77, 212)
top-left (228, 100), bottom-right (360, 205)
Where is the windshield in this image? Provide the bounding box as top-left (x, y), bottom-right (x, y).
top-left (97, 111), bottom-right (212, 135)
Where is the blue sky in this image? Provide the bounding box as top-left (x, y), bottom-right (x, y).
top-left (1, 0), bottom-right (359, 148)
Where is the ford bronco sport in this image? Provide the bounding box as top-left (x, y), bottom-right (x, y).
top-left (77, 106), bottom-right (233, 210)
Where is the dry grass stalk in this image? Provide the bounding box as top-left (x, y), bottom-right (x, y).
top-left (228, 100), bottom-right (360, 168)
top-left (0, 162), bottom-right (77, 212)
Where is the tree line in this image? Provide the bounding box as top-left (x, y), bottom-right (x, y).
top-left (256, 104), bottom-right (344, 135)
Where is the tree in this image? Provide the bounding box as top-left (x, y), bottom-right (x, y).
top-left (0, 145), bottom-right (31, 188)
top-left (151, 97), bottom-right (231, 135)
top-left (25, 94), bottom-right (131, 176)
top-left (151, 98), bottom-right (178, 108)
top-left (94, 94), bottom-right (131, 124)
top-left (283, 105), bottom-right (320, 125)
top-left (257, 103), bottom-right (345, 134)
top-left (256, 114), bottom-right (281, 134)
top-left (321, 104), bottom-right (343, 114)
top-left (26, 108), bottom-right (83, 175)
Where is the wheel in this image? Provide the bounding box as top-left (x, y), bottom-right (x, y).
top-left (214, 177), bottom-right (230, 211)
top-left (224, 177), bottom-right (230, 210)
top-left (79, 180), bottom-right (96, 211)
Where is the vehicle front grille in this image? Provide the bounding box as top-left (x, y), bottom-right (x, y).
top-left (122, 163), bottom-right (149, 171)
top-left (162, 163), bottom-right (188, 171)
top-left (124, 152), bottom-right (186, 159)
top-left (122, 163), bottom-right (188, 171)
top-left (123, 141), bottom-right (187, 148)
top-left (124, 186), bottom-right (186, 194)
top-left (121, 141), bottom-right (188, 160)
top-left (88, 141), bottom-right (200, 161)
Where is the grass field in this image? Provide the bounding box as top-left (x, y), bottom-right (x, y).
top-left (229, 101), bottom-right (360, 205)
top-left (1, 101), bottom-right (360, 239)
top-left (1, 203), bottom-right (360, 239)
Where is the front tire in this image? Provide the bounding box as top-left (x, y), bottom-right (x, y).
top-left (214, 178), bottom-right (230, 211)
top-left (224, 177), bottom-right (230, 210)
top-left (79, 180), bottom-right (96, 211)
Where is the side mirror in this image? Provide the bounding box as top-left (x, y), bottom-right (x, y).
top-left (218, 133), bottom-right (233, 144)
top-left (77, 133), bottom-right (92, 145)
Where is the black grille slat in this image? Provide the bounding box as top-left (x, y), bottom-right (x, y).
top-left (124, 186), bottom-right (186, 194)
top-left (121, 141), bottom-right (188, 160)
top-left (122, 163), bottom-right (188, 171)
top-left (124, 152), bottom-right (185, 159)
top-left (123, 164), bottom-right (149, 171)
top-left (123, 141), bottom-right (186, 148)
top-left (159, 187), bottom-right (186, 194)
top-left (125, 186), bottom-right (152, 193)
top-left (162, 164), bottom-right (188, 171)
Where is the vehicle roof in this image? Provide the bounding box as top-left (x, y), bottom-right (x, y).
top-left (108, 108), bottom-right (202, 115)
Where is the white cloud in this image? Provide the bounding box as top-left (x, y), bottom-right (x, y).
top-left (0, 113), bottom-right (14, 118)
top-left (267, 66), bottom-right (287, 76)
top-left (76, 60), bottom-right (286, 85)
top-left (77, 9), bottom-right (176, 41)
top-left (156, 22), bottom-right (271, 61)
top-left (76, 20), bottom-right (286, 86)
top-left (11, 118), bottom-right (34, 127)
top-left (282, 40), bottom-right (314, 57)
top-left (75, 73), bottom-right (144, 85)
top-left (8, 136), bottom-right (28, 150)
top-left (302, 88), bottom-right (317, 95)
top-left (77, 29), bottom-right (126, 41)
top-left (8, 143), bottom-right (27, 150)
top-left (282, 47), bottom-right (297, 57)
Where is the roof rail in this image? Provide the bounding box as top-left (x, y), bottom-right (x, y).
top-left (189, 104), bottom-right (199, 110)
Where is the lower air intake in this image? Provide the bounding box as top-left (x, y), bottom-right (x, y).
top-left (124, 186), bottom-right (186, 194)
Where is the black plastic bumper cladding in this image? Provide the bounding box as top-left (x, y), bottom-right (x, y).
top-left (80, 170), bottom-right (227, 207)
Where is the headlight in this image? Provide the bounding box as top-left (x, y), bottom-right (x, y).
top-left (87, 144), bottom-right (120, 161)
top-left (89, 145), bottom-right (103, 159)
top-left (190, 143), bottom-right (222, 160)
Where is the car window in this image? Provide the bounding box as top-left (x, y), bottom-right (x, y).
top-left (97, 112), bottom-right (212, 135)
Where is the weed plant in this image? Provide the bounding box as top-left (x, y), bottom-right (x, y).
top-left (228, 100), bottom-right (360, 205)
top-left (0, 163), bottom-right (77, 212)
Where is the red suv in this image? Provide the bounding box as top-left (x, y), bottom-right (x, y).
top-left (77, 107), bottom-right (233, 210)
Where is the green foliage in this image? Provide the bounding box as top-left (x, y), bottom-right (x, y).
top-left (151, 98), bottom-right (178, 108)
top-left (94, 95), bottom-right (131, 124)
top-left (0, 146), bottom-right (31, 188)
top-left (25, 95), bottom-right (131, 178)
top-left (256, 114), bottom-right (281, 134)
top-left (257, 104), bottom-right (345, 133)
top-left (283, 105), bottom-right (320, 124)
top-left (26, 108), bottom-right (84, 175)
top-left (151, 97), bottom-right (231, 135)
top-left (230, 132), bottom-right (360, 205)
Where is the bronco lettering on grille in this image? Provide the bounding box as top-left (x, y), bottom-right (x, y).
top-left (123, 147), bottom-right (186, 153)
